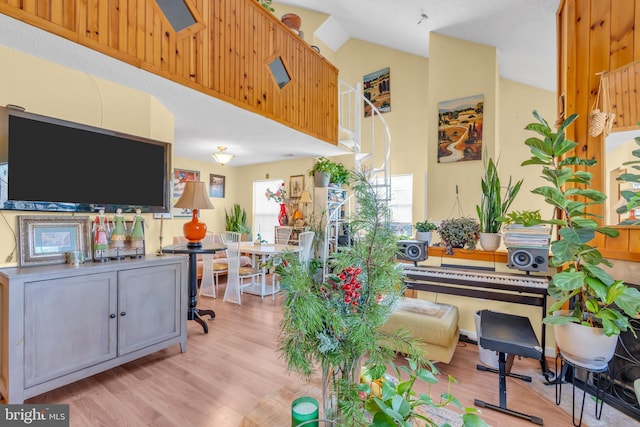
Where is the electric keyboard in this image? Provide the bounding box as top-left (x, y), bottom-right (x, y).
top-left (400, 263), bottom-right (552, 379)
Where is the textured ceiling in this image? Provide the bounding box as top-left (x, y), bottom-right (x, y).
top-left (0, 0), bottom-right (560, 167)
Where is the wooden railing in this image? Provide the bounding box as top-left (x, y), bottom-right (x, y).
top-left (0, 0), bottom-right (339, 144)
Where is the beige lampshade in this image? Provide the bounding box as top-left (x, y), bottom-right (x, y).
top-left (174, 181), bottom-right (215, 210)
top-left (299, 190), bottom-right (312, 203)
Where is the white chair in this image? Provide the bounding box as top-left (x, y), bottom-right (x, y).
top-left (199, 234), bottom-right (228, 299)
top-left (298, 231), bottom-right (315, 267)
top-left (272, 231), bottom-right (314, 299)
top-left (220, 231), bottom-right (241, 245)
top-left (275, 226), bottom-right (292, 245)
top-left (223, 240), bottom-right (262, 305)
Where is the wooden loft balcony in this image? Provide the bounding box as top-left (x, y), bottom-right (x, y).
top-left (0, 0), bottom-right (338, 145)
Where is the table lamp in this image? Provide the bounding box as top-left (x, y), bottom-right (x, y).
top-left (174, 181), bottom-right (214, 247)
top-left (299, 190), bottom-right (312, 221)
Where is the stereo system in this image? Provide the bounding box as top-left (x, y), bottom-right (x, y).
top-left (507, 247), bottom-right (549, 272)
top-left (397, 240), bottom-right (428, 263)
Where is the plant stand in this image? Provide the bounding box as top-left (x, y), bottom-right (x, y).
top-left (554, 352), bottom-right (610, 427)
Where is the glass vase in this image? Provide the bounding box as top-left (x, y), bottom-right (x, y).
top-left (278, 203), bottom-right (289, 226)
top-left (320, 358), bottom-right (362, 426)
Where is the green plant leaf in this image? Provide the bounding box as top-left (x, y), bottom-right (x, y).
top-left (543, 314), bottom-right (580, 325)
top-left (531, 186), bottom-right (568, 209)
top-left (462, 413), bottom-right (489, 427)
top-left (616, 287), bottom-right (640, 325)
top-left (522, 157), bottom-right (552, 166)
top-left (551, 271), bottom-right (585, 291)
top-left (565, 188), bottom-right (607, 202)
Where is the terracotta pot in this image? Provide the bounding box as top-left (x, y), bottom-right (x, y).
top-left (281, 13), bottom-right (301, 32)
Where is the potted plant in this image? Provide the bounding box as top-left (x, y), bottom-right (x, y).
top-left (436, 217), bottom-right (480, 255)
top-left (475, 156), bottom-right (523, 251)
top-left (309, 157), bottom-right (334, 187)
top-left (308, 157), bottom-right (351, 188)
top-left (522, 110), bottom-right (640, 365)
top-left (224, 203), bottom-right (251, 239)
top-left (414, 220), bottom-right (437, 244)
top-left (255, 0), bottom-right (274, 12)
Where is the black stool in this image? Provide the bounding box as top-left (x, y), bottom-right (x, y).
top-left (474, 310), bottom-right (544, 425)
top-left (554, 351), bottom-right (609, 427)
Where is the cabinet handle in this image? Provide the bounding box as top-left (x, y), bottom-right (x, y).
top-left (109, 314), bottom-right (116, 319)
top-left (120, 311), bottom-right (126, 316)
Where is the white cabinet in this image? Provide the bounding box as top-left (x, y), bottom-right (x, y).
top-left (0, 256), bottom-right (187, 403)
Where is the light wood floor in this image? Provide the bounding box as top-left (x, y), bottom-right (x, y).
top-left (26, 280), bottom-right (588, 426)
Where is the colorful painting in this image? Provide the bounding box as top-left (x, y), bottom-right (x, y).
top-left (363, 67), bottom-right (391, 117)
top-left (209, 174), bottom-right (225, 198)
top-left (437, 94), bottom-right (484, 163)
top-left (173, 168), bottom-right (200, 217)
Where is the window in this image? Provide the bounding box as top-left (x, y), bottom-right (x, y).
top-left (253, 179), bottom-right (284, 243)
top-left (380, 174), bottom-right (413, 237)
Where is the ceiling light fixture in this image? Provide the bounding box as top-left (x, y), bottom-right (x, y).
top-left (212, 145), bottom-right (234, 166)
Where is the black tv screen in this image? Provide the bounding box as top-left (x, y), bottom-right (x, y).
top-left (0, 107), bottom-right (171, 213)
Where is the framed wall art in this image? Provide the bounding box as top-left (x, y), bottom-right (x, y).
top-left (209, 174), bottom-right (225, 198)
top-left (363, 67), bottom-right (391, 117)
top-left (17, 215), bottom-right (91, 266)
top-left (289, 175), bottom-right (304, 198)
top-left (173, 168), bottom-right (200, 217)
top-left (437, 94), bottom-right (484, 163)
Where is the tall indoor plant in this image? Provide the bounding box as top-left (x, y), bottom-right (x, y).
top-left (615, 132), bottom-right (640, 224)
top-left (522, 110), bottom-right (640, 363)
top-left (475, 156), bottom-right (523, 251)
top-left (277, 170), bottom-right (485, 426)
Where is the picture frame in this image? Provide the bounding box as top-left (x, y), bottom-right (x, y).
top-left (437, 94), bottom-right (484, 163)
top-left (290, 175), bottom-right (304, 198)
top-left (209, 174), bottom-right (225, 198)
top-left (173, 168), bottom-right (200, 217)
top-left (363, 67), bottom-right (391, 117)
top-left (17, 215), bottom-right (91, 266)
top-left (93, 220), bottom-right (145, 261)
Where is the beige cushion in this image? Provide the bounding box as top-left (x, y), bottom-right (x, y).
top-left (381, 297), bottom-right (459, 363)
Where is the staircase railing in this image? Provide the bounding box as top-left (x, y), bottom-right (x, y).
top-left (319, 80), bottom-right (392, 279)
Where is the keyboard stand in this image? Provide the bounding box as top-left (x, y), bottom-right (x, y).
top-left (474, 310), bottom-right (544, 425)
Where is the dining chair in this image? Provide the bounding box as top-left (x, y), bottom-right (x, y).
top-left (275, 226), bottom-right (293, 245)
top-left (199, 234), bottom-right (228, 299)
top-left (298, 231), bottom-right (315, 267)
top-left (222, 240), bottom-right (262, 305)
top-left (272, 231), bottom-right (314, 299)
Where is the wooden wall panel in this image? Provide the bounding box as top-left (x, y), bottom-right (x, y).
top-left (0, 0), bottom-right (338, 144)
top-left (558, 0), bottom-right (640, 261)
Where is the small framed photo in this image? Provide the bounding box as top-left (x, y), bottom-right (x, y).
top-left (17, 216), bottom-right (91, 266)
top-left (173, 168), bottom-right (200, 217)
top-left (209, 174), bottom-right (225, 198)
top-left (290, 175), bottom-right (304, 198)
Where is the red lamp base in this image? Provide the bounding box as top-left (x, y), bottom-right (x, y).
top-left (183, 208), bottom-right (207, 247)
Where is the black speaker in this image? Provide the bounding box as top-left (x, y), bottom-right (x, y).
top-left (507, 247), bottom-right (549, 272)
top-left (397, 240), bottom-right (428, 262)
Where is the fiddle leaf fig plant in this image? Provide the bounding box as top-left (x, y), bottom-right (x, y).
top-left (522, 110), bottom-right (640, 337)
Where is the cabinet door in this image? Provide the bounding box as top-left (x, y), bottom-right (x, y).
top-left (117, 264), bottom-right (181, 355)
top-left (24, 272), bottom-right (117, 388)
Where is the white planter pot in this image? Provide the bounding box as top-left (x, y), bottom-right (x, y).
top-left (415, 231), bottom-right (432, 244)
top-left (479, 232), bottom-right (501, 251)
top-left (553, 310), bottom-right (619, 369)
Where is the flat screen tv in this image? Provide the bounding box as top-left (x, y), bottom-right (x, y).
top-left (0, 106), bottom-right (171, 213)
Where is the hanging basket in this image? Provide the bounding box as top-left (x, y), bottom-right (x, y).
top-left (589, 73), bottom-right (615, 137)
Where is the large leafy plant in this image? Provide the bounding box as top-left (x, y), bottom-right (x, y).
top-left (522, 110), bottom-right (640, 336)
top-left (475, 156), bottom-right (523, 233)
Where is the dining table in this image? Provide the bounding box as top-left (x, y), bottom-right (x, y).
top-left (238, 242), bottom-right (299, 297)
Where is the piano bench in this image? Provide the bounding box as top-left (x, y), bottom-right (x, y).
top-left (380, 297), bottom-right (459, 363)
